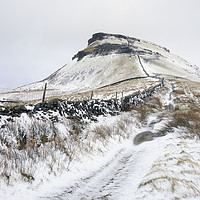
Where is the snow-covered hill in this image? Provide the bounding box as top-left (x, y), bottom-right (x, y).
top-left (1, 32), bottom-right (199, 102)
top-left (16, 32), bottom-right (200, 93)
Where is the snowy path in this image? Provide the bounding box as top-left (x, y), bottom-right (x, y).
top-left (45, 141), bottom-right (164, 200)
top-left (42, 114), bottom-right (170, 200)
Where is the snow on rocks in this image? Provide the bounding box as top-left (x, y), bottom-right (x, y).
top-left (0, 79), bottom-right (164, 121)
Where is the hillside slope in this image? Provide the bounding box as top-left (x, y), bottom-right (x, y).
top-left (1, 32), bottom-right (199, 103)
top-left (16, 32), bottom-right (200, 92)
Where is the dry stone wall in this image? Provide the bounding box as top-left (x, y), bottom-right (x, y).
top-left (0, 79), bottom-right (164, 121)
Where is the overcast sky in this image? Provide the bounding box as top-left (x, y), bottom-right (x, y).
top-left (0, 0), bottom-right (199, 92)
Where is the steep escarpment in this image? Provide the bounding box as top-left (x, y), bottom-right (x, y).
top-left (72, 32), bottom-right (163, 61)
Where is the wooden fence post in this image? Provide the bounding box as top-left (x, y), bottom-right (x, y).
top-left (121, 91), bottom-right (124, 110)
top-left (42, 83), bottom-right (47, 103)
top-left (90, 91), bottom-right (94, 100)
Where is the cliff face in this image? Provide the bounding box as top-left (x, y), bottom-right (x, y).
top-left (72, 33), bottom-right (141, 61)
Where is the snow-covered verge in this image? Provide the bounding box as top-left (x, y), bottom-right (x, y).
top-left (1, 110), bottom-right (199, 200)
top-left (0, 109), bottom-right (136, 200)
top-left (136, 130), bottom-right (200, 200)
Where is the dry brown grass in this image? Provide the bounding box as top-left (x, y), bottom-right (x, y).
top-left (91, 114), bottom-right (132, 143)
top-left (92, 125), bottom-right (112, 140)
top-left (134, 106), bottom-right (148, 122)
top-left (170, 108), bottom-right (200, 137)
top-left (147, 97), bottom-right (163, 110)
top-left (39, 77), bottom-right (161, 102)
top-left (129, 96), bottom-right (163, 122)
top-left (173, 89), bottom-right (185, 95)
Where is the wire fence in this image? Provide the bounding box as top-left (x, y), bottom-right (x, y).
top-left (0, 90), bottom-right (45, 103)
top-left (0, 90), bottom-right (122, 104)
top-left (0, 78), bottom-right (164, 104)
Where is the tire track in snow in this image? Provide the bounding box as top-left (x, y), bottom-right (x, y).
top-left (41, 112), bottom-right (171, 200)
top-left (45, 142), bottom-right (164, 200)
top-left (45, 147), bottom-right (136, 200)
